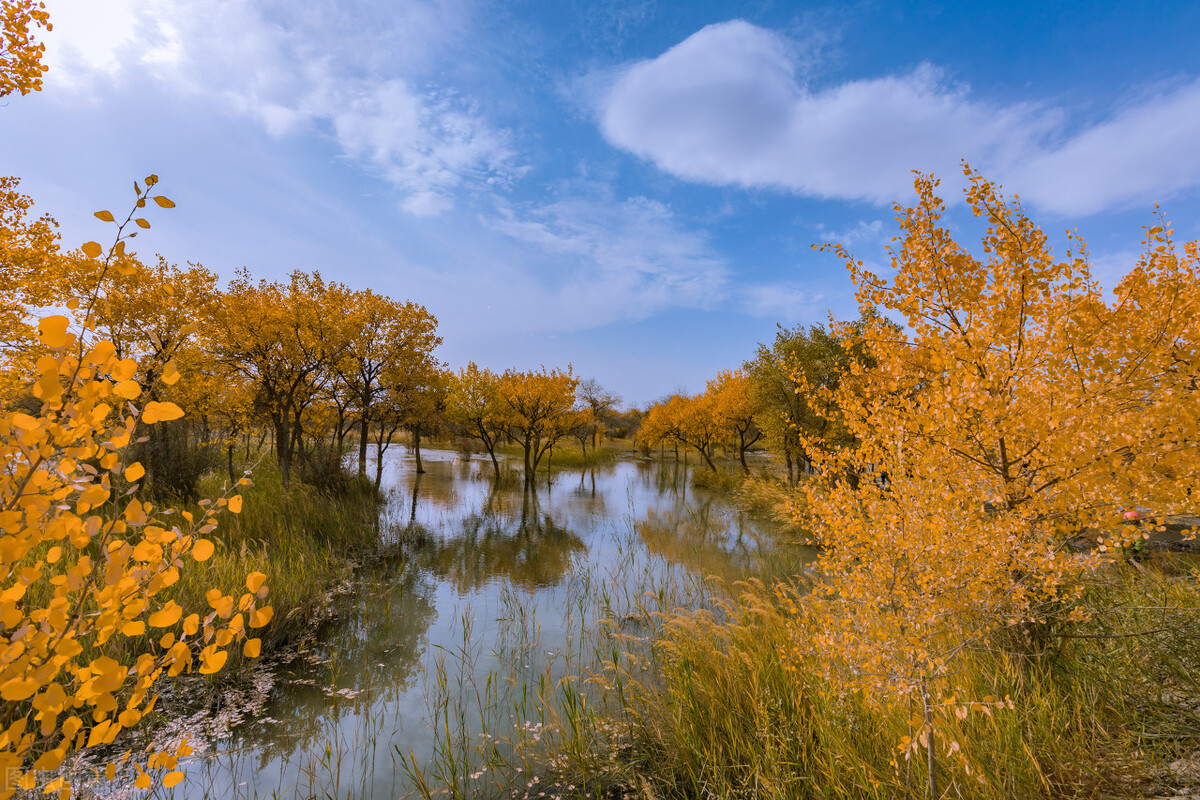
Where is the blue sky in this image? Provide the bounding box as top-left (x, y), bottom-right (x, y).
top-left (5, 1), bottom-right (1200, 406)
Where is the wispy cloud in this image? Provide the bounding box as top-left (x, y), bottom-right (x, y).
top-left (740, 282), bottom-right (825, 322)
top-left (595, 20), bottom-right (1200, 216)
top-left (42, 0), bottom-right (517, 215)
top-left (485, 192), bottom-right (728, 329)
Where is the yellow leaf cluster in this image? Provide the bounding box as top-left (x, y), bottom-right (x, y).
top-left (0, 178), bottom-right (272, 796)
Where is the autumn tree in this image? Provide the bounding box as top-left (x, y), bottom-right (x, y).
top-left (387, 360), bottom-right (449, 475)
top-left (637, 392), bottom-right (723, 471)
top-left (708, 369), bottom-right (762, 474)
top-left (0, 177), bottom-right (61, 395)
top-left (498, 367), bottom-right (579, 485)
top-left (326, 292), bottom-right (441, 477)
top-left (447, 362), bottom-right (507, 480)
top-left (91, 257), bottom-right (222, 498)
top-left (791, 168), bottom-right (1200, 794)
top-left (214, 271), bottom-right (354, 486)
top-left (0, 0), bottom-right (50, 98)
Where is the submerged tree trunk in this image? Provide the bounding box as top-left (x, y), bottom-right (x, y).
top-left (412, 427), bottom-right (424, 474)
top-left (374, 426), bottom-right (398, 492)
top-left (522, 432), bottom-right (534, 486)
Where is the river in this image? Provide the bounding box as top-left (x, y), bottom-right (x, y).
top-left (139, 446), bottom-right (809, 799)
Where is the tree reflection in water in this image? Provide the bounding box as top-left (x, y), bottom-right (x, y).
top-left (409, 485), bottom-right (587, 592)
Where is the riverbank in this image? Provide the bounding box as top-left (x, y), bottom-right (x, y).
top-left (407, 536), bottom-right (1200, 800)
top-left (95, 461), bottom-right (388, 678)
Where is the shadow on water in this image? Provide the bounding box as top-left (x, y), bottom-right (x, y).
top-left (151, 447), bottom-right (810, 800)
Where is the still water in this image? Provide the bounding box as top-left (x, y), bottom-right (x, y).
top-left (161, 447), bottom-right (807, 799)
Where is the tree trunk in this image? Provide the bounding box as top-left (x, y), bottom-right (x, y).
top-left (487, 443), bottom-right (501, 481)
top-left (227, 443), bottom-right (235, 485)
top-left (358, 416), bottom-right (370, 476)
top-left (738, 430), bottom-right (750, 474)
top-left (413, 427), bottom-right (424, 474)
top-left (785, 451), bottom-right (794, 486)
top-left (523, 433), bottom-right (534, 485)
top-left (274, 418), bottom-right (291, 486)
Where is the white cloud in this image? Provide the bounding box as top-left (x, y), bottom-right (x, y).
top-left (740, 282), bottom-right (825, 321)
top-left (598, 20), bottom-right (1200, 216)
top-left (1008, 82), bottom-right (1200, 216)
top-left (41, 0), bottom-right (515, 215)
top-left (483, 193), bottom-right (728, 330)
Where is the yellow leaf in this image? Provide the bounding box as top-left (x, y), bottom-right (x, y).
top-left (191, 539), bottom-right (214, 562)
top-left (153, 195), bottom-right (175, 208)
top-left (198, 646), bottom-right (227, 675)
top-left (250, 606), bottom-right (274, 628)
top-left (163, 771), bottom-right (184, 788)
top-left (245, 571), bottom-right (266, 593)
top-left (38, 315), bottom-right (71, 348)
top-left (124, 462), bottom-right (145, 482)
top-left (243, 638), bottom-right (261, 658)
top-left (135, 218), bottom-right (151, 229)
top-left (82, 241), bottom-right (103, 258)
top-left (113, 380), bottom-right (142, 399)
top-left (148, 602), bottom-right (182, 628)
top-left (228, 494), bottom-right (243, 514)
top-left (162, 359), bottom-right (181, 385)
top-left (94, 210), bottom-right (115, 222)
top-left (142, 401), bottom-right (184, 424)
top-left (11, 412), bottom-right (37, 430)
top-left (134, 769), bottom-right (151, 789)
top-left (0, 678), bottom-right (38, 701)
top-left (33, 748), bottom-right (63, 770)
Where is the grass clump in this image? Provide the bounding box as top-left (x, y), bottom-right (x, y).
top-left (180, 463), bottom-right (384, 658)
top-left (413, 559), bottom-right (1200, 800)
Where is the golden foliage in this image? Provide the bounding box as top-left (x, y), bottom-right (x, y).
top-left (790, 167), bottom-right (1200, 775)
top-left (0, 0), bottom-right (50, 98)
top-left (0, 178), bottom-right (270, 795)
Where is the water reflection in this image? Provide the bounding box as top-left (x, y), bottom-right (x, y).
top-left (410, 489), bottom-right (587, 592)
top-left (171, 448), bottom-right (804, 799)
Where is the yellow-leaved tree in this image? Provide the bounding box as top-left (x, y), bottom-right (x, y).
top-left (707, 368), bottom-right (762, 474)
top-left (0, 0), bottom-right (50, 98)
top-left (497, 367), bottom-right (581, 484)
top-left (0, 178), bottom-right (271, 797)
top-left (792, 167), bottom-right (1200, 796)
